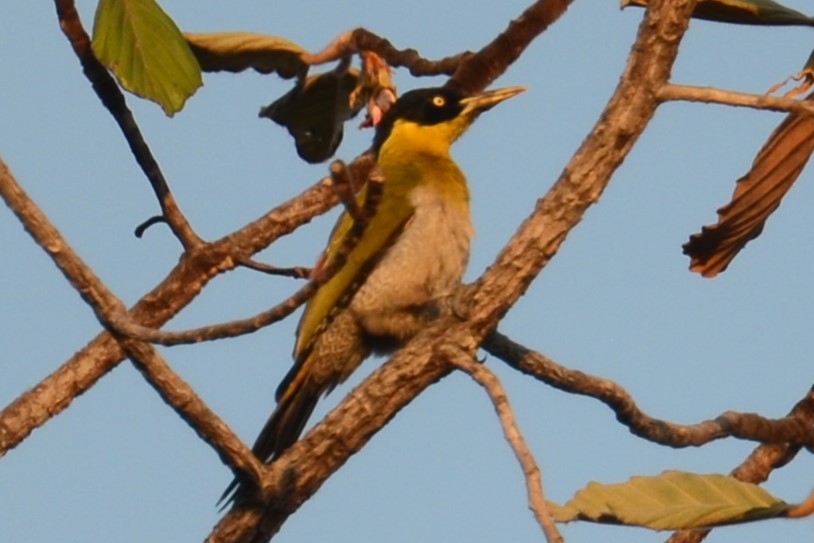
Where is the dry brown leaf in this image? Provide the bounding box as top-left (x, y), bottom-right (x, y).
top-left (683, 93), bottom-right (814, 277)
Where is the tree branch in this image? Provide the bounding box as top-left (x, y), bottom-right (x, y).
top-left (110, 164), bottom-right (384, 347)
top-left (0, 154), bottom-right (373, 457)
top-left (485, 331), bottom-right (814, 448)
top-left (659, 83), bottom-right (814, 116)
top-left (123, 337), bottom-right (267, 487)
top-left (464, 0), bottom-right (696, 338)
top-left (0, 157), bottom-right (263, 484)
top-left (665, 385), bottom-right (814, 543)
top-left (236, 258), bottom-right (311, 279)
top-left (208, 321), bottom-right (470, 543)
top-left (301, 28), bottom-right (471, 77)
top-left (444, 346), bottom-right (563, 543)
top-left (303, 0), bottom-right (576, 94)
top-left (446, 0), bottom-right (576, 94)
top-left (53, 0), bottom-right (201, 248)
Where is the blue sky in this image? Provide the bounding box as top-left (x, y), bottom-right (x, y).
top-left (3, 1), bottom-right (814, 542)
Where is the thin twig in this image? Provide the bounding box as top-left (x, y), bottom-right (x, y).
top-left (108, 254), bottom-right (336, 346)
top-left (134, 215), bottom-right (168, 238)
top-left (330, 160), bottom-right (364, 221)
top-left (301, 28), bottom-right (470, 77)
top-left (659, 84), bottom-right (814, 116)
top-left (53, 0), bottom-right (201, 249)
top-left (237, 258), bottom-right (311, 279)
top-left (108, 163), bottom-right (384, 347)
top-left (664, 385), bottom-right (814, 543)
top-left (485, 332), bottom-right (814, 448)
top-left (444, 347), bottom-right (563, 543)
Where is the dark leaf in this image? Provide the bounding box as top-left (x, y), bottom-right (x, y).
top-left (621, 0), bottom-right (814, 27)
top-left (260, 70), bottom-right (362, 163)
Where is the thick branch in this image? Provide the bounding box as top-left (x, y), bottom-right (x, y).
top-left (465, 0), bottom-right (696, 338)
top-left (121, 338), bottom-right (266, 486)
top-left (0, 154), bottom-right (373, 457)
top-left (208, 322), bottom-right (474, 543)
top-left (0, 158), bottom-right (262, 483)
top-left (485, 332), bottom-right (814, 448)
top-left (447, 0), bottom-right (575, 94)
top-left (0, 159), bottom-right (127, 329)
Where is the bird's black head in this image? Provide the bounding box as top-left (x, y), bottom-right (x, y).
top-left (372, 87), bottom-right (466, 154)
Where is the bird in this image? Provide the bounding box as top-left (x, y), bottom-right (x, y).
top-left (222, 84), bottom-right (525, 505)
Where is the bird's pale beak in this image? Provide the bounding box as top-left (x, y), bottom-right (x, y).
top-left (460, 86), bottom-right (526, 116)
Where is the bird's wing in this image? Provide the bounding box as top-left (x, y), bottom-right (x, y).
top-left (287, 182), bottom-right (414, 385)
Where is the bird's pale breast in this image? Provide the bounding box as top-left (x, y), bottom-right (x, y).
top-left (350, 182), bottom-right (473, 341)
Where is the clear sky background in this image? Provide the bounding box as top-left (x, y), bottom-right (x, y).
top-left (3, 1), bottom-right (814, 542)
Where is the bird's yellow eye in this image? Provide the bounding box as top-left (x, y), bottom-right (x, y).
top-left (431, 95), bottom-right (446, 107)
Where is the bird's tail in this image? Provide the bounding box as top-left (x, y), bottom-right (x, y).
top-left (218, 374), bottom-right (320, 507)
top-left (252, 377), bottom-right (320, 464)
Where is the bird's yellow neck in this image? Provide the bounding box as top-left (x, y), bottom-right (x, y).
top-left (376, 119), bottom-right (470, 216)
top-left (378, 117), bottom-right (471, 162)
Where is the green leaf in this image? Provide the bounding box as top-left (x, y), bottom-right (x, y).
top-left (621, 0), bottom-right (814, 27)
top-left (92, 0), bottom-right (202, 116)
top-left (184, 32), bottom-right (308, 79)
top-left (557, 471), bottom-right (791, 530)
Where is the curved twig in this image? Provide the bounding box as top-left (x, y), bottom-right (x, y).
top-left (134, 215), bottom-right (169, 238)
top-left (301, 28), bottom-right (470, 77)
top-left (665, 384), bottom-right (814, 543)
top-left (54, 0), bottom-right (201, 249)
top-left (485, 332), bottom-right (814, 448)
top-left (108, 162), bottom-right (383, 347)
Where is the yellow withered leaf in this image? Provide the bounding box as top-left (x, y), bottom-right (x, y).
top-left (184, 32), bottom-right (308, 79)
